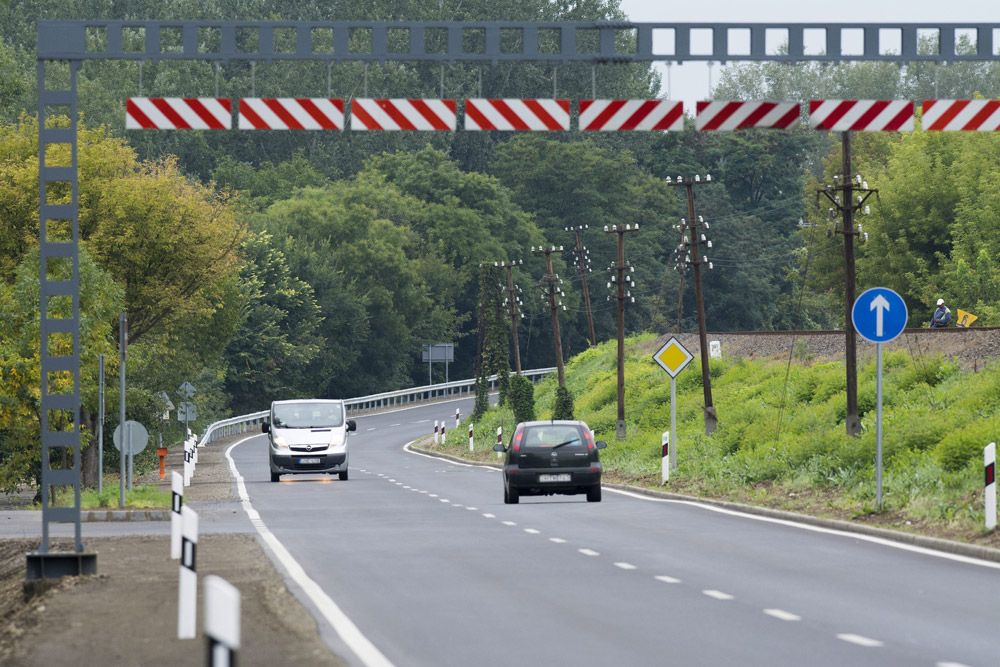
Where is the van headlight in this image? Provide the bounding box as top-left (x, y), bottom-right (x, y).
top-left (272, 435), bottom-right (289, 450)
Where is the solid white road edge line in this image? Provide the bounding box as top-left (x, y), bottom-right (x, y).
top-left (225, 436), bottom-right (394, 667)
top-left (403, 441), bottom-right (1000, 570)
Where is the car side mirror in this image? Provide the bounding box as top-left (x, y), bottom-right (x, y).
top-left (596, 440), bottom-right (607, 450)
top-left (346, 419), bottom-right (357, 432)
top-left (261, 422), bottom-right (270, 434)
top-left (492, 443), bottom-right (506, 453)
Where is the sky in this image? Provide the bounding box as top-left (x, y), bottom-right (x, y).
top-left (615, 0), bottom-right (999, 111)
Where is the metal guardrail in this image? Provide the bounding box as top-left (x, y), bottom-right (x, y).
top-left (198, 368), bottom-right (556, 446)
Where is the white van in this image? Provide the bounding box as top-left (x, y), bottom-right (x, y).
top-left (262, 399), bottom-right (357, 482)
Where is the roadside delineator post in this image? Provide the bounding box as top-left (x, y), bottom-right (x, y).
top-left (441, 422), bottom-right (446, 443)
top-left (496, 426), bottom-right (503, 459)
top-left (986, 442), bottom-right (996, 531)
top-left (433, 420), bottom-right (439, 445)
top-left (178, 505), bottom-right (199, 639)
top-left (661, 431), bottom-right (670, 483)
top-left (455, 408), bottom-right (460, 430)
top-left (204, 575), bottom-right (241, 667)
top-left (183, 444), bottom-right (191, 487)
top-left (468, 423), bottom-right (474, 452)
top-left (171, 471), bottom-right (183, 559)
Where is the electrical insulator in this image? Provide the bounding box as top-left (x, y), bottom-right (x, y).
top-left (708, 262), bottom-right (714, 270)
top-left (707, 241), bottom-right (713, 248)
top-left (630, 297), bottom-right (635, 303)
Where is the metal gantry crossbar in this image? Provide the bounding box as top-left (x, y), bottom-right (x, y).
top-left (31, 19), bottom-right (1000, 578)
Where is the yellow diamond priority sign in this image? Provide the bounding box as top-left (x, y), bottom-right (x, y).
top-left (653, 337), bottom-right (693, 378)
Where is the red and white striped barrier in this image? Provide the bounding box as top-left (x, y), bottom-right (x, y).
top-left (696, 101), bottom-right (800, 131)
top-left (350, 99), bottom-right (457, 131)
top-left (579, 99), bottom-right (683, 131)
top-left (465, 99), bottom-right (570, 131)
top-left (126, 97), bottom-right (231, 130)
top-left (922, 100), bottom-right (1000, 131)
top-left (808, 100), bottom-right (914, 132)
top-left (238, 98), bottom-right (344, 130)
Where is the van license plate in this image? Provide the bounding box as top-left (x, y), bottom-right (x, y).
top-left (298, 458), bottom-right (321, 464)
top-left (539, 474), bottom-right (571, 482)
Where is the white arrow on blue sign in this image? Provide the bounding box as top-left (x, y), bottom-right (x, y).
top-left (852, 287), bottom-right (908, 343)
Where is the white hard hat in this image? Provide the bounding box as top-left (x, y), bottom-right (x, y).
top-left (936, 298), bottom-right (944, 306)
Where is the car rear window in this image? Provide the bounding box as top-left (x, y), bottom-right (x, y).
top-left (521, 425), bottom-right (585, 449)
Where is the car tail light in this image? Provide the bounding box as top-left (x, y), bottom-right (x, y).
top-left (584, 430), bottom-right (595, 451)
top-left (513, 430), bottom-right (523, 453)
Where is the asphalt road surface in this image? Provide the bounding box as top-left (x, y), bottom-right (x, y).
top-left (228, 397), bottom-right (1000, 667)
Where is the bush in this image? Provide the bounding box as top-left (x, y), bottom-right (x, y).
top-left (553, 385), bottom-right (575, 420)
top-left (509, 374), bottom-right (535, 423)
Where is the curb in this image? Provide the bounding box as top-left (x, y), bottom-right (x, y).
top-left (82, 510), bottom-right (170, 522)
top-left (410, 443), bottom-right (1000, 564)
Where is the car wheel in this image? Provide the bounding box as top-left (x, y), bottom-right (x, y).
top-left (339, 470), bottom-right (349, 481)
top-left (586, 485), bottom-right (601, 503)
top-left (504, 482), bottom-right (519, 505)
top-left (270, 472), bottom-right (280, 483)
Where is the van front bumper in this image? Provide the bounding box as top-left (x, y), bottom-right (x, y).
top-left (270, 452), bottom-right (347, 474)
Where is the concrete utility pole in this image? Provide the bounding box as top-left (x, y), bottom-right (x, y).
top-left (604, 223), bottom-right (640, 440)
top-left (532, 245), bottom-right (567, 387)
top-left (118, 312), bottom-right (127, 509)
top-left (566, 225), bottom-right (597, 347)
top-left (669, 175), bottom-right (717, 435)
top-left (817, 133), bottom-right (876, 437)
top-left (494, 260), bottom-right (524, 374)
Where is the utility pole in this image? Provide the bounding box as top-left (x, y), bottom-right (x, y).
top-left (532, 244), bottom-right (567, 387)
top-left (669, 174), bottom-right (717, 435)
top-left (671, 224), bottom-right (689, 333)
top-left (817, 133), bottom-right (876, 436)
top-left (566, 225), bottom-right (597, 347)
top-left (604, 223), bottom-right (639, 439)
top-left (494, 260), bottom-right (524, 374)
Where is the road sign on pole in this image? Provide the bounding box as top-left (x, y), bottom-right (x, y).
top-left (852, 287), bottom-right (908, 510)
top-left (177, 402), bottom-right (198, 423)
top-left (113, 420), bottom-right (149, 455)
top-left (178, 381), bottom-right (197, 398)
top-left (653, 337), bottom-right (693, 481)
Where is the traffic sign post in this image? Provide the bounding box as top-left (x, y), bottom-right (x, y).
top-left (653, 337), bottom-right (693, 482)
top-left (852, 287), bottom-right (908, 510)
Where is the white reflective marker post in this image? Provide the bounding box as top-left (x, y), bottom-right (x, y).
top-left (455, 408), bottom-right (460, 430)
top-left (178, 505), bottom-right (199, 639)
top-left (204, 575), bottom-right (241, 667)
top-left (986, 442), bottom-right (996, 531)
top-left (171, 471), bottom-right (183, 559)
top-left (496, 426), bottom-right (503, 459)
top-left (468, 423), bottom-right (474, 452)
top-left (661, 430), bottom-right (670, 483)
top-left (433, 420), bottom-right (439, 445)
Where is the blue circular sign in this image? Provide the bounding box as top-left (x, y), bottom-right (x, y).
top-left (852, 287), bottom-right (908, 343)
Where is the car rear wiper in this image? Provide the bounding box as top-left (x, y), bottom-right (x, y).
top-left (551, 439), bottom-right (581, 449)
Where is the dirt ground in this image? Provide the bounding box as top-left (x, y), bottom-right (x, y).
top-left (0, 434), bottom-right (345, 666)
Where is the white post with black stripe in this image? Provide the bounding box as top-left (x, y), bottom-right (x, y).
top-left (468, 423), bottom-right (474, 452)
top-left (986, 442), bottom-right (996, 531)
top-left (171, 471), bottom-right (183, 559)
top-left (433, 420), bottom-right (439, 445)
top-left (178, 505), bottom-right (199, 639)
top-left (661, 431), bottom-right (670, 483)
top-left (204, 575), bottom-right (241, 667)
top-left (440, 421), bottom-right (446, 443)
top-left (184, 441), bottom-right (191, 487)
top-left (496, 426), bottom-right (503, 459)
top-left (455, 408), bottom-right (460, 430)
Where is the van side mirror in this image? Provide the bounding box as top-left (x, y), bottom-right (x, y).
top-left (596, 440), bottom-right (607, 450)
top-left (346, 419), bottom-right (357, 432)
top-left (492, 443), bottom-right (506, 453)
top-left (261, 422), bottom-right (270, 434)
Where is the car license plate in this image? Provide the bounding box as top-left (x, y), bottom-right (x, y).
top-left (539, 473), bottom-right (571, 483)
top-left (298, 457), bottom-right (321, 464)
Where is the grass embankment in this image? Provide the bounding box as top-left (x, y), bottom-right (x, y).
top-left (46, 483), bottom-right (170, 510)
top-left (438, 333), bottom-right (1000, 545)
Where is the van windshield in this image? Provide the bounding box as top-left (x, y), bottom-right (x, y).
top-left (272, 402), bottom-right (344, 429)
top-left (521, 425), bottom-right (585, 449)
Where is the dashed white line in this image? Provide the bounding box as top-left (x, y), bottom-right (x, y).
top-left (390, 423), bottom-right (401, 427)
top-left (502, 521), bottom-right (517, 526)
top-left (429, 494), bottom-right (438, 498)
top-left (414, 419), bottom-right (430, 423)
top-left (549, 537), bottom-right (567, 544)
top-left (578, 548), bottom-right (599, 557)
top-left (614, 562), bottom-right (636, 570)
top-left (482, 513), bottom-right (495, 519)
top-left (452, 503), bottom-right (464, 508)
top-left (936, 662), bottom-right (972, 667)
top-left (836, 634), bottom-right (883, 648)
top-left (402, 486), bottom-right (411, 489)
top-left (420, 491), bottom-right (428, 494)
top-left (763, 609), bottom-right (801, 622)
top-left (466, 507), bottom-right (478, 511)
top-left (388, 479), bottom-right (396, 482)
top-left (655, 575), bottom-right (681, 584)
top-left (366, 427), bottom-right (376, 432)
top-left (524, 528), bottom-right (540, 534)
top-left (702, 590), bottom-right (734, 601)
top-left (439, 499), bottom-right (450, 503)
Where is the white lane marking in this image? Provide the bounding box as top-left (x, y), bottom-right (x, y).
top-left (439, 499), bottom-right (450, 503)
top-left (482, 513), bottom-right (495, 519)
top-left (764, 609), bottom-right (801, 622)
top-left (578, 548), bottom-right (599, 557)
top-left (936, 662), bottom-right (972, 667)
top-left (403, 486), bottom-right (411, 489)
top-left (524, 528), bottom-right (540, 534)
top-left (359, 469), bottom-right (367, 472)
top-left (614, 562), bottom-right (637, 570)
top-left (452, 503), bottom-right (464, 508)
top-left (655, 575), bottom-right (681, 584)
top-left (466, 507), bottom-right (478, 511)
top-left (366, 428), bottom-right (376, 432)
top-left (420, 491), bottom-right (428, 494)
top-left (389, 424), bottom-right (401, 427)
top-left (502, 521), bottom-right (517, 526)
top-left (702, 590), bottom-right (734, 601)
top-left (837, 634), bottom-right (883, 648)
top-left (429, 494), bottom-right (438, 498)
top-left (405, 442), bottom-right (1000, 571)
top-left (414, 419), bottom-right (430, 423)
top-left (225, 436), bottom-right (393, 667)
top-left (388, 479), bottom-right (396, 482)
top-left (549, 537), bottom-right (567, 544)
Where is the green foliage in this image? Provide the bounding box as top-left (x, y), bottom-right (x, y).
top-left (508, 374), bottom-right (535, 423)
top-left (553, 385), bottom-right (575, 420)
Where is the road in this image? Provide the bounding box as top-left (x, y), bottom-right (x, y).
top-left (228, 397), bottom-right (999, 667)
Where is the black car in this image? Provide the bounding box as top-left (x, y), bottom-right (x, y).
top-left (493, 420), bottom-right (607, 504)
